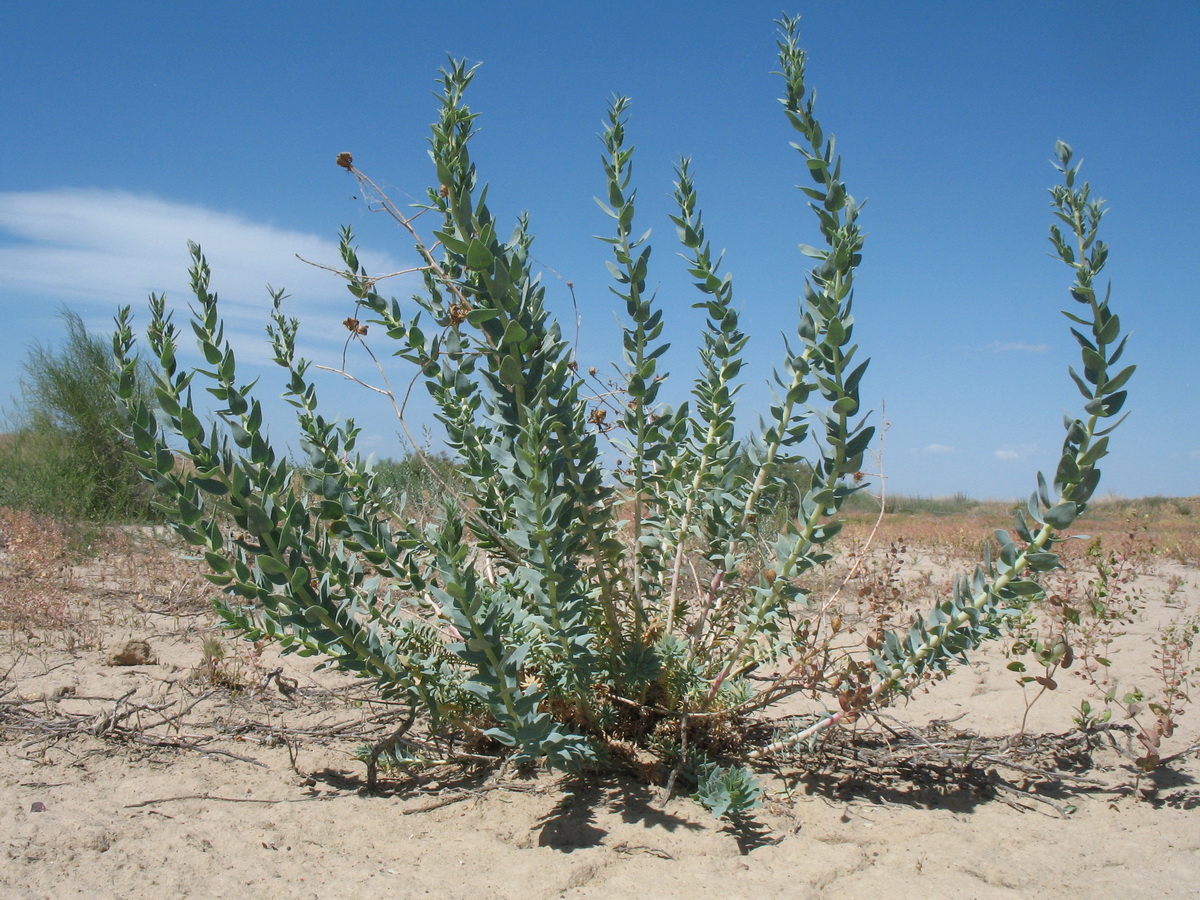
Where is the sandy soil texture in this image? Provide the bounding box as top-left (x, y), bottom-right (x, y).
top-left (2, 532), bottom-right (1198, 899)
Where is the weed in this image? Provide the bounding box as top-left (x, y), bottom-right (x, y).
top-left (193, 634), bottom-right (269, 693)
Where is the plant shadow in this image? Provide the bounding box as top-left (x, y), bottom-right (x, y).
top-left (774, 725), bottom-right (1095, 816)
top-left (787, 765), bottom-right (995, 816)
top-left (536, 774), bottom-right (705, 852)
top-left (321, 761), bottom-right (497, 799)
top-left (721, 812), bottom-right (780, 854)
top-left (1137, 764), bottom-right (1199, 809)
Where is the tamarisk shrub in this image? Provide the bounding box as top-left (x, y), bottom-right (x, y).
top-left (112, 17), bottom-right (1132, 817)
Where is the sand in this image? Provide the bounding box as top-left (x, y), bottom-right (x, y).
top-left (2, 538), bottom-right (1197, 899)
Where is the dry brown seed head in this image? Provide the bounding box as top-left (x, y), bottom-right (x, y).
top-left (642, 617), bottom-right (665, 645)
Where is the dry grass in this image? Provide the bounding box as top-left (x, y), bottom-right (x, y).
top-left (0, 507), bottom-right (83, 639)
top-left (839, 494), bottom-right (1199, 568)
top-left (0, 508), bottom-right (208, 653)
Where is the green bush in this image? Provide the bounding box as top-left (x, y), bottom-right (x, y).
top-left (113, 17), bottom-right (1131, 816)
top-left (1, 309), bottom-right (153, 522)
top-left (368, 451), bottom-right (465, 522)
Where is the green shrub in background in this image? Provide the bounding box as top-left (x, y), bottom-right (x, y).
top-left (369, 451), bottom-right (465, 523)
top-left (1, 309), bottom-right (154, 523)
top-left (113, 16), bottom-right (1131, 817)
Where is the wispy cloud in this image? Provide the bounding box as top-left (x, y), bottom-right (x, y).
top-left (0, 188), bottom-right (414, 362)
top-left (994, 443), bottom-right (1038, 462)
top-left (990, 341), bottom-right (1050, 354)
top-left (919, 443), bottom-right (957, 455)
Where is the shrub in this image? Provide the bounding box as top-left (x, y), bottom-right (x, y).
top-left (1, 308), bottom-right (154, 522)
top-left (112, 17), bottom-right (1132, 815)
top-left (368, 451), bottom-right (465, 523)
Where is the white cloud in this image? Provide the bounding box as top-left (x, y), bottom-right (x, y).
top-left (994, 443), bottom-right (1038, 462)
top-left (920, 443), bottom-right (957, 454)
top-left (991, 341), bottom-right (1050, 353)
top-left (0, 188), bottom-right (416, 363)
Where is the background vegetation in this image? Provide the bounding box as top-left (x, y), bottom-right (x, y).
top-left (0, 309), bottom-right (155, 524)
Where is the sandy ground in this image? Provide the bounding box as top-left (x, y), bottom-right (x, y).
top-left (2, 537), bottom-right (1198, 899)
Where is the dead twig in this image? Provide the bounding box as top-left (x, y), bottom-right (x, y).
top-left (124, 792), bottom-right (309, 809)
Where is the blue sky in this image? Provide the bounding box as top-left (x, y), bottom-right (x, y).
top-left (1, 1), bottom-right (1196, 500)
